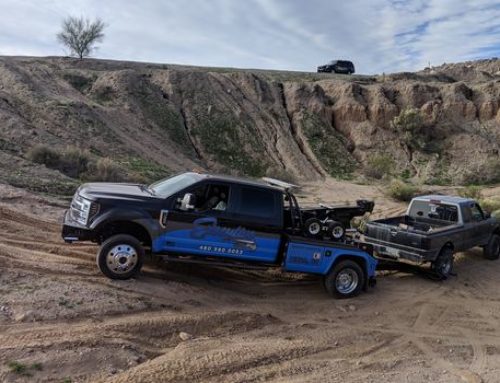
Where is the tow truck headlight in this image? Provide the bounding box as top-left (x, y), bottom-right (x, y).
top-left (69, 195), bottom-right (96, 225)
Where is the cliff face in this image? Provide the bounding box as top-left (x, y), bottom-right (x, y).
top-left (0, 56), bottom-right (499, 192)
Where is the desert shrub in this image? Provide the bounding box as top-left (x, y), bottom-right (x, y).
top-left (59, 147), bottom-right (91, 178)
top-left (400, 168), bottom-right (411, 180)
top-left (85, 157), bottom-right (125, 182)
top-left (391, 108), bottom-right (426, 151)
top-left (27, 144), bottom-right (61, 168)
top-left (481, 198), bottom-right (500, 213)
top-left (27, 145), bottom-right (95, 180)
top-left (364, 154), bottom-right (395, 179)
top-left (387, 179), bottom-right (421, 202)
top-left (459, 159), bottom-right (500, 185)
top-left (458, 185), bottom-right (482, 200)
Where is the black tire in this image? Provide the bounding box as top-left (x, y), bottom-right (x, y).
top-left (431, 247), bottom-right (454, 279)
top-left (484, 234), bottom-right (500, 260)
top-left (97, 234), bottom-right (144, 280)
top-left (328, 221), bottom-right (345, 241)
top-left (304, 218), bottom-right (322, 238)
top-left (324, 260), bottom-right (364, 299)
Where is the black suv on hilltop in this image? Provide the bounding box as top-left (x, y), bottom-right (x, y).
top-left (317, 60), bottom-right (355, 74)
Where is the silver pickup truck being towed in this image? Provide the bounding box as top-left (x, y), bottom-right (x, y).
top-left (362, 195), bottom-right (500, 279)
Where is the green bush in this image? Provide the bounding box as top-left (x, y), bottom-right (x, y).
top-left (458, 185), bottom-right (482, 200)
top-left (387, 179), bottom-right (421, 202)
top-left (364, 154), bottom-right (395, 179)
top-left (391, 108), bottom-right (426, 151)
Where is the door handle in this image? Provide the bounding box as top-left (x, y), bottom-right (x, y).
top-left (193, 217), bottom-right (217, 226)
top-left (234, 239), bottom-right (256, 251)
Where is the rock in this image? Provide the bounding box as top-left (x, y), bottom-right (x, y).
top-left (179, 332), bottom-right (193, 341)
top-left (348, 305), bottom-right (356, 311)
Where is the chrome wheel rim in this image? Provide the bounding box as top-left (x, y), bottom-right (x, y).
top-left (107, 244), bottom-right (137, 274)
top-left (335, 268), bottom-right (359, 294)
top-left (309, 222), bottom-right (321, 235)
top-left (332, 226), bottom-right (344, 239)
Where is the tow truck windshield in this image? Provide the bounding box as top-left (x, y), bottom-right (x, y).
top-left (149, 173), bottom-right (200, 198)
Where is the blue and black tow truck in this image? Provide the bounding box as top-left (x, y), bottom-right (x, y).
top-left (62, 172), bottom-right (377, 298)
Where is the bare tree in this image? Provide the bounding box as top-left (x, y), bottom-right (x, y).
top-left (57, 16), bottom-right (106, 59)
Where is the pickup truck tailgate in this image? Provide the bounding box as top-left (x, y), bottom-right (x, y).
top-left (364, 222), bottom-right (426, 249)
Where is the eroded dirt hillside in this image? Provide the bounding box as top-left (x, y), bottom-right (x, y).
top-left (1, 56), bottom-right (500, 192)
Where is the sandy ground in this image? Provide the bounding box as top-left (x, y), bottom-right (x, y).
top-left (1, 181), bottom-right (500, 382)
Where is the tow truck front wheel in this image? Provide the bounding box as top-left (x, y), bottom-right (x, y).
top-left (324, 260), bottom-right (364, 299)
top-left (97, 234), bottom-right (144, 280)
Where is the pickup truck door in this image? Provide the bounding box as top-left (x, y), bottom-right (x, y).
top-left (469, 203), bottom-right (491, 247)
top-left (155, 182), bottom-right (281, 263)
top-left (462, 203), bottom-right (491, 247)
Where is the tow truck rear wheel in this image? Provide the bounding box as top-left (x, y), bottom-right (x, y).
top-left (324, 260), bottom-right (364, 299)
top-left (431, 247), bottom-right (454, 279)
top-left (97, 234), bottom-right (144, 280)
top-left (484, 234), bottom-right (500, 260)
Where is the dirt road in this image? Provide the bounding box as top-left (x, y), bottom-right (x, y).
top-left (1, 183), bottom-right (500, 383)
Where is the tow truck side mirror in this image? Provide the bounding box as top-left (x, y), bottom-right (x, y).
top-left (178, 193), bottom-right (196, 211)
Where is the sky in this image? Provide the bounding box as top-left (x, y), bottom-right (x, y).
top-left (1, 0), bottom-right (500, 74)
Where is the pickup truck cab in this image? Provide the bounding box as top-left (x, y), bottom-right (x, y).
top-left (362, 195), bottom-right (500, 278)
top-left (62, 172), bottom-right (377, 298)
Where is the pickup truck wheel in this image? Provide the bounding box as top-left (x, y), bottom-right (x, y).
top-left (97, 234), bottom-right (144, 280)
top-left (431, 248), bottom-right (454, 279)
top-left (484, 234), bottom-right (500, 260)
top-left (328, 221), bottom-right (345, 241)
top-left (324, 260), bottom-right (364, 299)
top-left (304, 218), bottom-right (322, 238)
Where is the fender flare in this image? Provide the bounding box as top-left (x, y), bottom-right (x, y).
top-left (90, 208), bottom-right (158, 239)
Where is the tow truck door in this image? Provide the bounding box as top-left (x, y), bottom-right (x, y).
top-left (227, 185), bottom-right (282, 263)
top-left (154, 182), bottom-right (282, 263)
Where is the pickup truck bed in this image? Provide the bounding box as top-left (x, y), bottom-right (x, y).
top-left (363, 215), bottom-right (464, 263)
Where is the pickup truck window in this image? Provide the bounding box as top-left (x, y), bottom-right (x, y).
top-left (409, 201), bottom-right (458, 222)
top-left (463, 203), bottom-right (484, 222)
top-left (239, 187), bottom-right (277, 218)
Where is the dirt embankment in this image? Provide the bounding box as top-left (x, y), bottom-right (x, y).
top-left (1, 56), bottom-right (500, 193)
top-left (1, 183), bottom-right (500, 382)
